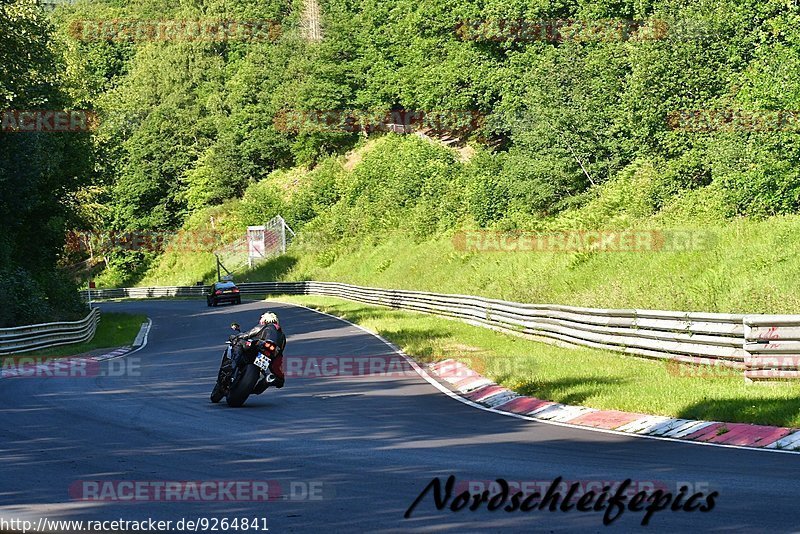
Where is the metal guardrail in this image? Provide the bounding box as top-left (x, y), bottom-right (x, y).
top-left (84, 282), bottom-right (800, 380)
top-left (85, 286), bottom-right (208, 299)
top-left (0, 308), bottom-right (100, 355)
top-left (744, 316), bottom-right (800, 381)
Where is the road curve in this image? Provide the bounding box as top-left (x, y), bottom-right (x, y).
top-left (0, 299), bottom-right (798, 533)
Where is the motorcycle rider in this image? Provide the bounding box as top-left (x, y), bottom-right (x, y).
top-left (215, 311), bottom-right (286, 398)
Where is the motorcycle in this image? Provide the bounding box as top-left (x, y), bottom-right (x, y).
top-left (211, 323), bottom-right (277, 407)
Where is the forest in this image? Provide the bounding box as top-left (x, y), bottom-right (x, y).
top-left (3, 0), bottom-right (800, 324)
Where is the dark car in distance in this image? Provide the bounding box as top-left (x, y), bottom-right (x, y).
top-left (207, 281), bottom-right (241, 307)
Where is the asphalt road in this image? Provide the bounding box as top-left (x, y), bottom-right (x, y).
top-left (0, 299), bottom-right (798, 533)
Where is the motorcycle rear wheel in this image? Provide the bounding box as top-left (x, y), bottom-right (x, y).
top-left (226, 363), bottom-right (260, 407)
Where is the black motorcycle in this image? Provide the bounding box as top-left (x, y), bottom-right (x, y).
top-left (211, 323), bottom-right (277, 407)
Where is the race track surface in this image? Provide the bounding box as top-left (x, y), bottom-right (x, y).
top-left (0, 300), bottom-right (798, 532)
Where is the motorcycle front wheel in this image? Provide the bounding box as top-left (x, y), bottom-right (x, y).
top-left (210, 351), bottom-right (231, 404)
top-left (210, 382), bottom-right (225, 403)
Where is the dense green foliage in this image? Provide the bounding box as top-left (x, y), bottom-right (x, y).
top-left (54, 0), bottom-right (800, 235)
top-left (7, 0), bottom-right (800, 316)
top-left (0, 0), bottom-right (90, 325)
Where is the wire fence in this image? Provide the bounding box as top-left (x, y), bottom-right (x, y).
top-left (214, 216), bottom-right (295, 277)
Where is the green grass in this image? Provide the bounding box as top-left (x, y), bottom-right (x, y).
top-left (271, 295), bottom-right (800, 428)
top-left (132, 214), bottom-right (800, 314)
top-left (277, 216), bottom-right (800, 314)
top-left (11, 312), bottom-right (147, 359)
top-left (123, 251), bottom-right (219, 288)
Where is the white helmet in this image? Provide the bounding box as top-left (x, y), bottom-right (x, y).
top-left (259, 311), bottom-right (279, 325)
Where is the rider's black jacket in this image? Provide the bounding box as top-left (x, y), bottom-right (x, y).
top-left (237, 323), bottom-right (286, 355)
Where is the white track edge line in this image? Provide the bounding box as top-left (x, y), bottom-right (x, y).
top-left (98, 317), bottom-right (152, 361)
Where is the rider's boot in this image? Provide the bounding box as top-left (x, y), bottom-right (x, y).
top-left (271, 354), bottom-right (285, 389)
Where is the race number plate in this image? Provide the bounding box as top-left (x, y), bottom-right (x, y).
top-left (254, 354), bottom-right (271, 373)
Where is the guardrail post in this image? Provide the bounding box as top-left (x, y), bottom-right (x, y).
top-left (743, 318), bottom-right (752, 384)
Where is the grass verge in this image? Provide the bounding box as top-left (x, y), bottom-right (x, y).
top-left (271, 295), bottom-right (800, 428)
top-left (133, 214), bottom-right (800, 315)
top-left (7, 312), bottom-right (147, 360)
